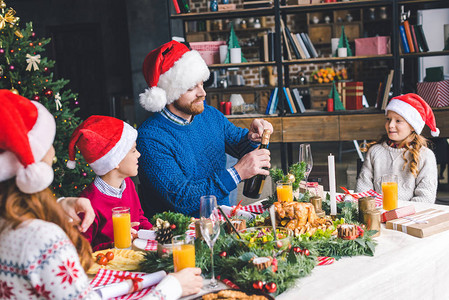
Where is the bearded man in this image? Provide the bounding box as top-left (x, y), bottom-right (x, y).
top-left (137, 41), bottom-right (273, 217)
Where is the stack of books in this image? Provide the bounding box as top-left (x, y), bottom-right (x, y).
top-left (399, 17), bottom-right (429, 54)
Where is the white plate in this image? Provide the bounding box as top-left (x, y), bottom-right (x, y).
top-left (137, 229), bottom-right (157, 240)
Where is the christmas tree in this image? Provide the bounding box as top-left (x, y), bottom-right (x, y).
top-left (336, 26), bottom-right (353, 57)
top-left (329, 81), bottom-right (345, 111)
top-left (224, 23), bottom-right (247, 64)
top-left (0, 1), bottom-right (95, 196)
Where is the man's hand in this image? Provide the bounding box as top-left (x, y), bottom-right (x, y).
top-left (131, 222), bottom-right (140, 240)
top-left (170, 267), bottom-right (203, 297)
top-left (234, 149), bottom-right (271, 180)
top-left (248, 119), bottom-right (273, 143)
top-left (59, 197), bottom-right (95, 233)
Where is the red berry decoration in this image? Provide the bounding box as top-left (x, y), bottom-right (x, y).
top-left (32, 95), bottom-right (40, 101)
top-left (252, 280), bottom-right (264, 290)
top-left (303, 249), bottom-right (310, 256)
top-left (293, 247), bottom-right (302, 254)
top-left (31, 32), bottom-right (36, 37)
top-left (43, 88), bottom-right (53, 98)
top-left (170, 224), bottom-right (176, 230)
top-left (357, 225), bottom-right (364, 238)
top-left (264, 282), bottom-right (277, 293)
top-left (219, 251), bottom-right (227, 257)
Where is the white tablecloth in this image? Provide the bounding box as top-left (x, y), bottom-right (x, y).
top-left (277, 201), bottom-right (449, 300)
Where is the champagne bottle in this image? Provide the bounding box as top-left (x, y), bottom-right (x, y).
top-left (242, 129), bottom-right (271, 199)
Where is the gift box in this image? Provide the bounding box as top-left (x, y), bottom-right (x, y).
top-left (385, 208), bottom-right (449, 238)
top-left (337, 81), bottom-right (364, 110)
top-left (189, 41), bottom-right (227, 65)
top-left (355, 36), bottom-right (391, 56)
top-left (381, 205), bottom-right (416, 223)
top-left (299, 181), bottom-right (324, 199)
top-left (416, 80), bottom-right (449, 107)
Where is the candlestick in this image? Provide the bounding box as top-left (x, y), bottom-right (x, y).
top-left (328, 154), bottom-right (337, 215)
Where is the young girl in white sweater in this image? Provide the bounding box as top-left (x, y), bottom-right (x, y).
top-left (356, 93), bottom-right (439, 203)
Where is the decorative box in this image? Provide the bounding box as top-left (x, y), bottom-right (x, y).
top-left (416, 80), bottom-right (449, 107)
top-left (337, 81), bottom-right (364, 110)
top-left (385, 208), bottom-right (449, 238)
top-left (218, 4), bottom-right (236, 11)
top-left (299, 181), bottom-right (324, 199)
top-left (189, 41), bottom-right (227, 65)
top-left (355, 36), bottom-right (391, 56)
top-left (381, 205), bottom-right (416, 223)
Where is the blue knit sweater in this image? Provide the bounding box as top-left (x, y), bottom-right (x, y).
top-left (137, 105), bottom-right (257, 217)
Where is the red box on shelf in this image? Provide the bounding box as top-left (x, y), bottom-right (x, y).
top-left (189, 41), bottom-right (227, 65)
top-left (355, 36), bottom-right (391, 56)
top-left (416, 80), bottom-right (449, 107)
top-left (381, 205), bottom-right (416, 223)
top-left (337, 82), bottom-right (364, 110)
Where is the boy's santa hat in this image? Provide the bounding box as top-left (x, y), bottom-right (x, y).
top-left (0, 90), bottom-right (56, 194)
top-left (386, 93), bottom-right (439, 137)
top-left (67, 116), bottom-right (137, 176)
top-left (139, 40), bottom-right (210, 112)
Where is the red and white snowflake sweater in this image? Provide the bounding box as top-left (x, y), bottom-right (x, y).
top-left (0, 219), bottom-right (99, 300)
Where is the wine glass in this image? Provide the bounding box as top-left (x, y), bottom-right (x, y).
top-left (199, 195), bottom-right (221, 289)
top-left (299, 143), bottom-right (313, 182)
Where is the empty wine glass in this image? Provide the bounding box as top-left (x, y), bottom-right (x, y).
top-left (199, 195), bottom-right (221, 288)
top-left (299, 143), bottom-right (313, 182)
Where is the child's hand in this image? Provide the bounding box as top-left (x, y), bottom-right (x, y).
top-left (131, 222), bottom-right (140, 240)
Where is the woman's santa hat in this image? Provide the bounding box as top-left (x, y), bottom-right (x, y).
top-left (0, 90), bottom-right (56, 194)
top-left (67, 116), bottom-right (137, 176)
top-left (385, 93), bottom-right (440, 137)
top-left (139, 40), bottom-right (210, 112)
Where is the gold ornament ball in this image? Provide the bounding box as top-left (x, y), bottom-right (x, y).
top-left (10, 88), bottom-right (19, 95)
top-left (1, 1), bottom-right (6, 8)
top-left (287, 173), bottom-right (296, 183)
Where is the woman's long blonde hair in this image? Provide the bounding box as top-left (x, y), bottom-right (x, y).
top-left (0, 179), bottom-right (93, 271)
top-left (361, 133), bottom-right (429, 177)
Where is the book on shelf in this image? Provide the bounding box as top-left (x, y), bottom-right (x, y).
top-left (285, 87), bottom-right (297, 113)
top-left (403, 19), bottom-right (415, 53)
top-left (291, 88), bottom-right (306, 113)
top-left (410, 24), bottom-right (420, 53)
top-left (381, 69), bottom-right (395, 110)
top-left (282, 87), bottom-right (297, 114)
top-left (172, 0), bottom-right (181, 14)
top-left (399, 25), bottom-right (410, 54)
top-left (268, 32), bottom-right (275, 61)
top-left (295, 33), bottom-right (310, 58)
top-left (300, 32), bottom-right (318, 58)
top-left (283, 23), bottom-right (301, 59)
top-left (260, 32), bottom-right (269, 62)
top-left (414, 24), bottom-right (429, 52)
top-left (266, 87), bottom-right (279, 115)
top-left (375, 81), bottom-right (384, 109)
top-left (243, 0), bottom-right (273, 9)
top-left (280, 20), bottom-right (293, 60)
top-left (291, 33), bottom-right (307, 59)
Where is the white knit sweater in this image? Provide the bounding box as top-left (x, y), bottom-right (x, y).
top-left (355, 142), bottom-right (438, 203)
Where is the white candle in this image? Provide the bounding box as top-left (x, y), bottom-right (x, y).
top-left (328, 154), bottom-right (337, 215)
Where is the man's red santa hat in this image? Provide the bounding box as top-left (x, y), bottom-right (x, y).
top-left (67, 115), bottom-right (137, 176)
top-left (139, 40), bottom-right (210, 112)
top-left (0, 90), bottom-right (56, 194)
top-left (385, 93), bottom-right (439, 137)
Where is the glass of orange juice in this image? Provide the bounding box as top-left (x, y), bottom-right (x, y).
top-left (276, 180), bottom-right (293, 202)
top-left (381, 174), bottom-right (398, 211)
top-left (112, 207), bottom-right (131, 249)
top-left (172, 235), bottom-right (195, 272)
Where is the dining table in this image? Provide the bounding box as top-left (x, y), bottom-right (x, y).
top-left (276, 200), bottom-right (449, 300)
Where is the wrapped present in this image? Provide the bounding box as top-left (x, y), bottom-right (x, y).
top-left (381, 205), bottom-right (416, 223)
top-left (355, 36), bottom-right (391, 56)
top-left (385, 208), bottom-right (449, 238)
top-left (299, 181), bottom-right (324, 199)
top-left (337, 81), bottom-right (364, 110)
top-left (416, 80), bottom-right (449, 107)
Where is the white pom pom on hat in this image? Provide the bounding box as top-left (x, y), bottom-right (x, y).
top-left (140, 40), bottom-right (210, 112)
top-left (385, 93), bottom-right (439, 137)
top-left (0, 90), bottom-right (56, 194)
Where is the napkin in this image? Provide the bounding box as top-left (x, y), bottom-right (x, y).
top-left (92, 269), bottom-right (166, 300)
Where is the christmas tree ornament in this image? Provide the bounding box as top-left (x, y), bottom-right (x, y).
top-left (25, 53), bottom-right (40, 71)
top-left (264, 282), bottom-right (277, 293)
top-left (0, 8), bottom-right (18, 30)
top-left (252, 280), bottom-right (264, 290)
top-left (14, 30), bottom-right (23, 38)
top-left (302, 249), bottom-right (310, 256)
top-left (31, 32), bottom-right (36, 37)
top-left (287, 173), bottom-right (295, 183)
top-left (154, 218), bottom-right (173, 244)
top-left (32, 95), bottom-right (40, 101)
top-left (43, 88), bottom-right (53, 98)
top-left (10, 88), bottom-right (18, 94)
top-left (54, 92), bottom-right (62, 110)
top-left (336, 26), bottom-right (353, 56)
top-left (9, 65), bottom-right (14, 70)
top-left (1, 0), bottom-right (6, 8)
top-left (224, 23), bottom-right (247, 64)
top-left (52, 156), bottom-right (57, 165)
top-left (0, 48), bottom-right (5, 54)
top-left (219, 251), bottom-right (227, 257)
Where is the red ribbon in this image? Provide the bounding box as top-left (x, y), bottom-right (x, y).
top-left (340, 186), bottom-right (359, 199)
top-left (306, 182), bottom-right (318, 187)
top-left (114, 274), bottom-right (143, 293)
top-left (230, 199), bottom-right (243, 217)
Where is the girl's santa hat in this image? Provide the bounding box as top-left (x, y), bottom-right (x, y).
top-left (0, 90), bottom-right (56, 194)
top-left (385, 93), bottom-right (440, 137)
top-left (67, 116), bottom-right (137, 176)
top-left (139, 40), bottom-right (210, 112)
